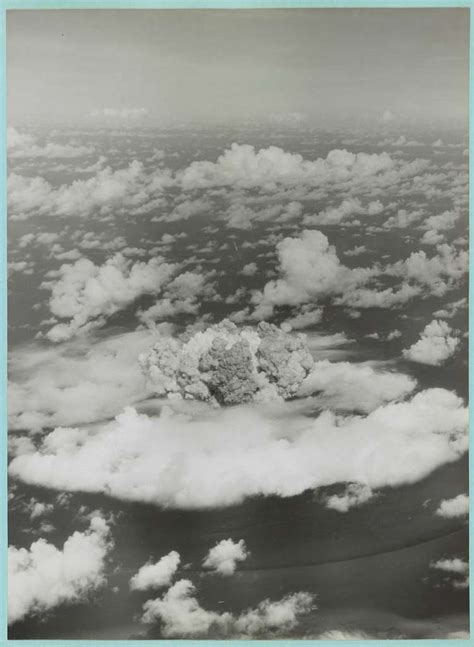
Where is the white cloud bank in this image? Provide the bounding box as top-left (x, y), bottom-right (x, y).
top-left (402, 320), bottom-right (460, 366)
top-left (8, 127), bottom-right (94, 159)
top-left (8, 329), bottom-right (159, 431)
top-left (177, 143), bottom-right (422, 192)
top-left (130, 551), bottom-right (181, 591)
top-left (297, 360), bottom-right (416, 413)
top-left (9, 388), bottom-right (467, 509)
top-left (8, 515), bottom-right (112, 625)
top-left (140, 579), bottom-right (315, 638)
top-left (203, 539), bottom-right (249, 575)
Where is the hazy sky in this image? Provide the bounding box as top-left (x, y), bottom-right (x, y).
top-left (7, 8), bottom-right (469, 127)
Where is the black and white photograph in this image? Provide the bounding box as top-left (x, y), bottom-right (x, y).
top-left (6, 7), bottom-right (470, 640)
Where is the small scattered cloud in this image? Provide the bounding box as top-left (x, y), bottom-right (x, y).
top-left (203, 539), bottom-right (249, 576)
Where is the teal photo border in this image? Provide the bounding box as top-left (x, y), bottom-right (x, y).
top-left (0, 0), bottom-right (471, 645)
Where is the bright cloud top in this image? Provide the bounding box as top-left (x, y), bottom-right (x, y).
top-left (435, 494), bottom-right (469, 519)
top-left (130, 551), bottom-right (181, 591)
top-left (8, 515), bottom-right (112, 625)
top-left (203, 539), bottom-right (249, 576)
top-left (402, 319), bottom-right (460, 366)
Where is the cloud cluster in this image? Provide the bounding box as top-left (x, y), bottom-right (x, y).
top-left (203, 539), bottom-right (249, 576)
top-left (9, 387), bottom-right (467, 509)
top-left (8, 127), bottom-right (94, 159)
top-left (130, 551), bottom-right (181, 591)
top-left (252, 230), bottom-right (467, 317)
top-left (7, 142), bottom-right (433, 223)
top-left (251, 229), bottom-right (374, 318)
top-left (44, 254), bottom-right (178, 341)
top-left (177, 143), bottom-right (411, 191)
top-left (8, 515), bottom-right (112, 625)
top-left (402, 320), bottom-right (460, 366)
top-left (8, 160), bottom-right (172, 219)
top-left (141, 579), bottom-right (315, 638)
top-left (139, 319), bottom-right (314, 405)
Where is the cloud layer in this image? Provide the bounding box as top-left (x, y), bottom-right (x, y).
top-left (9, 387), bottom-right (467, 509)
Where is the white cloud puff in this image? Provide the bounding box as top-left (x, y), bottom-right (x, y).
top-left (9, 388), bottom-right (467, 510)
top-left (435, 494), bottom-right (469, 519)
top-left (203, 539), bottom-right (249, 575)
top-left (44, 254), bottom-right (178, 341)
top-left (8, 515), bottom-right (112, 625)
top-left (140, 579), bottom-right (315, 638)
top-left (130, 551), bottom-right (181, 591)
top-left (402, 319), bottom-right (460, 366)
top-left (323, 483), bottom-right (374, 512)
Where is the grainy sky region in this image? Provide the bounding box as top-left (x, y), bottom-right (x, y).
top-left (7, 8), bottom-right (469, 126)
top-left (6, 7), bottom-right (470, 641)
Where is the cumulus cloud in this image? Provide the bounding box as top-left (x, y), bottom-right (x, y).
top-left (8, 515), bottom-right (112, 625)
top-left (388, 244), bottom-right (468, 297)
top-left (139, 319), bottom-right (314, 405)
top-left (252, 230), bottom-right (467, 318)
top-left (140, 579), bottom-right (315, 638)
top-left (402, 319), bottom-right (460, 366)
top-left (251, 229), bottom-right (374, 318)
top-left (9, 387), bottom-right (467, 509)
top-left (44, 254), bottom-right (178, 341)
top-left (435, 494), bottom-right (469, 519)
top-left (323, 482), bottom-right (374, 512)
top-left (130, 551), bottom-right (181, 591)
top-left (177, 143), bottom-right (422, 192)
top-left (203, 539), bottom-right (249, 576)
